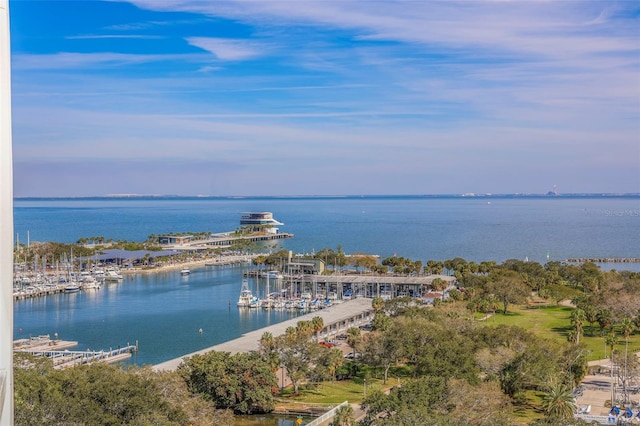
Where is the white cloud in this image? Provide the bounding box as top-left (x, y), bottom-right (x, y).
top-left (186, 37), bottom-right (266, 61)
top-left (12, 52), bottom-right (207, 70)
top-left (10, 0), bottom-right (640, 195)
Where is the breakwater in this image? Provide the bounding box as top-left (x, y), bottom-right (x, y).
top-left (565, 257), bottom-right (640, 264)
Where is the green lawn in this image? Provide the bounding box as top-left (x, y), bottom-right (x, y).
top-left (279, 378), bottom-right (384, 404)
top-left (483, 304), bottom-right (640, 361)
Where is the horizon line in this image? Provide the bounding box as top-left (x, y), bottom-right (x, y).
top-left (13, 192), bottom-right (640, 200)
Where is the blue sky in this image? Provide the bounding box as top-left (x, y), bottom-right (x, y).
top-left (9, 0), bottom-right (640, 197)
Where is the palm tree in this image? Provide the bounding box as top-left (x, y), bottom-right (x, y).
top-left (331, 404), bottom-right (356, 426)
top-left (431, 277), bottom-right (447, 292)
top-left (605, 332), bottom-right (617, 358)
top-left (311, 316), bottom-right (324, 341)
top-left (541, 382), bottom-right (577, 421)
top-left (346, 327), bottom-right (362, 359)
top-left (371, 296), bottom-right (384, 312)
top-left (570, 308), bottom-right (586, 344)
top-left (296, 320), bottom-right (314, 339)
top-left (597, 309), bottom-right (612, 336)
top-left (620, 317), bottom-right (635, 342)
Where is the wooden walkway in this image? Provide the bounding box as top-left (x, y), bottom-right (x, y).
top-left (153, 298), bottom-right (375, 371)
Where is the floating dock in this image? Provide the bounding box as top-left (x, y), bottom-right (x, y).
top-left (14, 335), bottom-right (138, 369)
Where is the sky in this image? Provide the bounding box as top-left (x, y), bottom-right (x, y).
top-left (8, 0), bottom-right (640, 197)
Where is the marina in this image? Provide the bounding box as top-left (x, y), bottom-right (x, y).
top-left (13, 196), bottom-right (640, 367)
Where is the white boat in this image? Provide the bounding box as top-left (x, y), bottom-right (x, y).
top-left (64, 283), bottom-right (81, 293)
top-left (237, 279), bottom-right (254, 307)
top-left (81, 276), bottom-right (101, 290)
top-left (180, 268), bottom-right (191, 276)
top-left (104, 268), bottom-right (123, 282)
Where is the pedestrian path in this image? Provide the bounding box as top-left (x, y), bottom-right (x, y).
top-left (153, 298), bottom-right (374, 371)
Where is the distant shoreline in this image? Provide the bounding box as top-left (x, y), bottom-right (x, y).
top-left (13, 193), bottom-right (640, 201)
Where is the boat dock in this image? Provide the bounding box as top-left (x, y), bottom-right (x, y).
top-left (13, 284), bottom-right (66, 300)
top-left (14, 335), bottom-right (138, 369)
top-left (153, 297), bottom-right (375, 371)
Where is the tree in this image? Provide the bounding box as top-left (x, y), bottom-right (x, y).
top-left (570, 308), bottom-right (586, 344)
top-left (541, 382), bottom-right (577, 421)
top-left (296, 320), bottom-right (315, 339)
top-left (361, 329), bottom-right (404, 384)
top-left (178, 351), bottom-right (277, 414)
top-left (583, 304), bottom-right (598, 336)
top-left (276, 327), bottom-right (318, 394)
top-left (331, 404), bottom-right (356, 426)
top-left (371, 311), bottom-right (392, 332)
top-left (258, 332), bottom-right (281, 372)
top-left (313, 348), bottom-right (344, 383)
top-left (14, 357), bottom-right (188, 426)
top-left (597, 308), bottom-right (613, 336)
top-left (446, 379), bottom-right (514, 425)
top-left (605, 332), bottom-right (617, 358)
top-left (311, 316), bottom-right (324, 341)
top-left (360, 376), bottom-right (448, 426)
top-left (425, 260), bottom-right (444, 275)
top-left (431, 277), bottom-right (448, 293)
top-left (346, 327), bottom-right (362, 358)
top-left (371, 296), bottom-right (385, 312)
top-left (486, 271), bottom-right (530, 314)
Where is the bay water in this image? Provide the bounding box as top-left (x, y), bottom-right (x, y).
top-left (13, 195), bottom-right (640, 366)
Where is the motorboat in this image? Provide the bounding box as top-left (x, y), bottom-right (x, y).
top-left (64, 283), bottom-right (81, 293)
top-left (180, 268), bottom-right (191, 276)
top-left (80, 276), bottom-right (101, 290)
top-left (104, 268), bottom-right (123, 282)
top-left (237, 279), bottom-right (254, 307)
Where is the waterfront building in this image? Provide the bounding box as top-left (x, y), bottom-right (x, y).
top-left (157, 235), bottom-right (192, 245)
top-left (284, 257), bottom-right (325, 275)
top-left (240, 212), bottom-right (284, 234)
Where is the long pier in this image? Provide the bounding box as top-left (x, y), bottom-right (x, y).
top-left (153, 298), bottom-right (375, 371)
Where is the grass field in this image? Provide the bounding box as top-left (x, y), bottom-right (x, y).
top-left (482, 303), bottom-right (640, 361)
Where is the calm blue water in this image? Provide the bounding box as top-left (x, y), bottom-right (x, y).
top-left (14, 265), bottom-right (303, 365)
top-left (12, 196), bottom-right (640, 365)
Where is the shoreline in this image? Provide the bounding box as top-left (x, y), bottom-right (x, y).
top-left (121, 253), bottom-right (258, 275)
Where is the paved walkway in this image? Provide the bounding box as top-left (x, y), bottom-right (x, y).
top-left (576, 354), bottom-right (640, 417)
top-left (575, 374), bottom-right (615, 416)
top-left (153, 298), bottom-right (374, 371)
